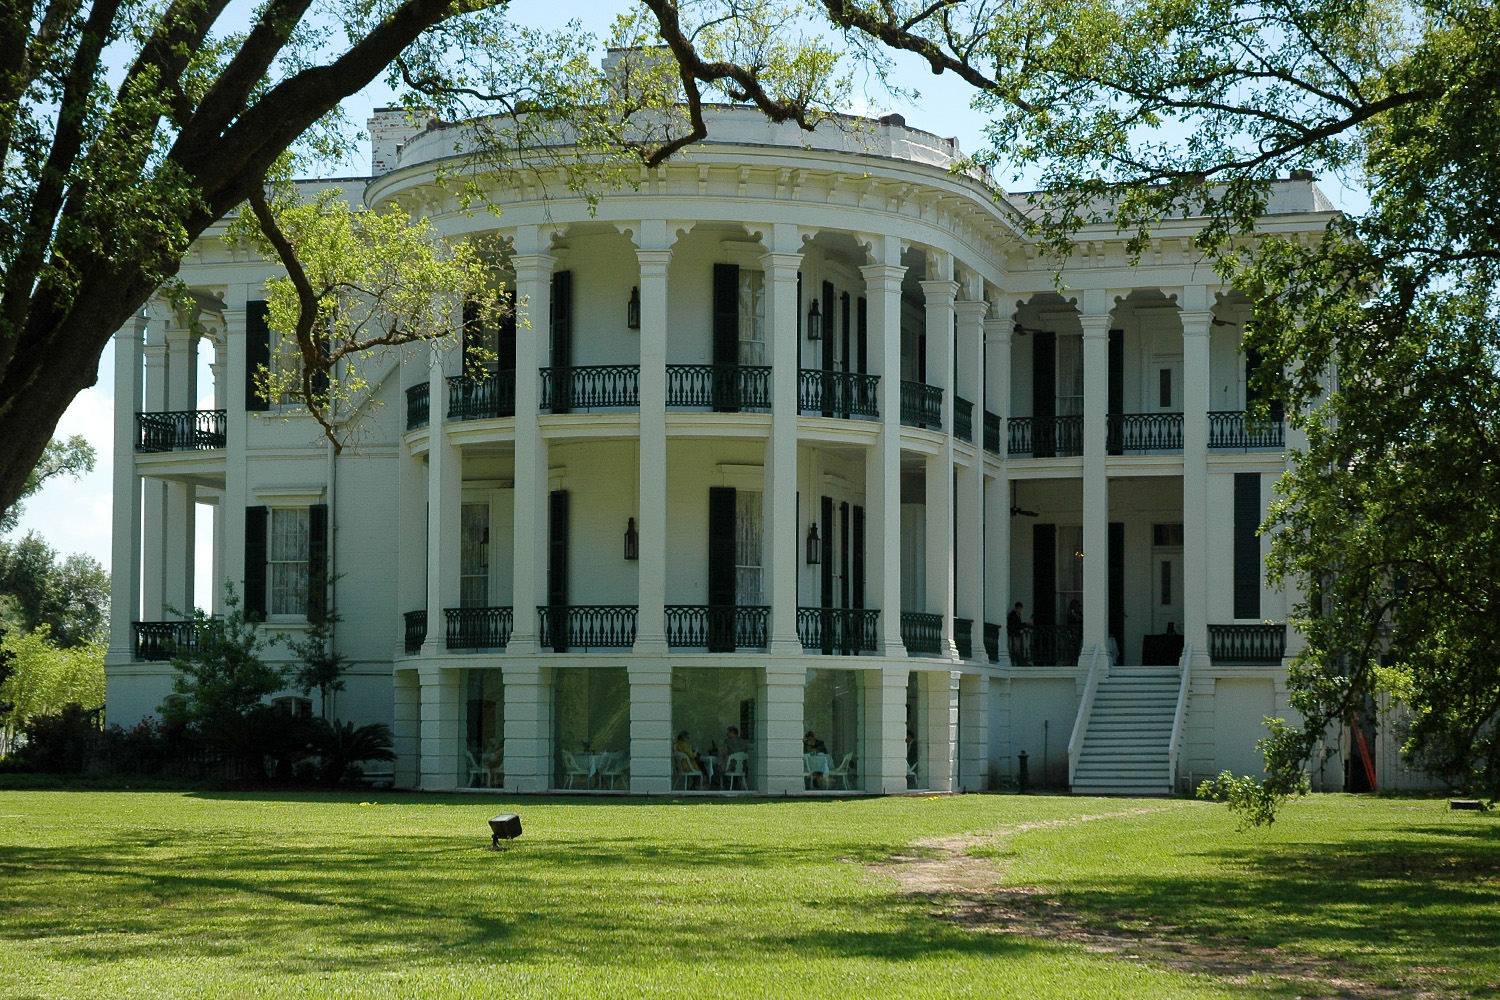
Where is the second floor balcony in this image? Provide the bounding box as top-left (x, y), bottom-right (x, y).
top-left (1008, 415), bottom-right (1085, 458)
top-left (135, 409), bottom-right (227, 452)
top-left (1108, 412), bottom-right (1184, 453)
top-left (798, 369), bottom-right (879, 420)
top-left (447, 371), bottom-right (516, 422)
top-left (665, 364), bottom-right (771, 412)
top-left (900, 380), bottom-right (943, 430)
top-left (541, 366), bottom-right (640, 412)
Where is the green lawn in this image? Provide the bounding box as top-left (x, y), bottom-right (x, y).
top-left (0, 789), bottom-right (1493, 999)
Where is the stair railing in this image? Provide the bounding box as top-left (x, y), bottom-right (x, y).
top-left (1167, 643), bottom-right (1194, 795)
top-left (1066, 642), bottom-right (1108, 790)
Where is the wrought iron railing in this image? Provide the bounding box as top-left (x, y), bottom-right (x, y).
top-left (1208, 411), bottom-right (1286, 449)
top-left (541, 365), bottom-right (640, 411)
top-left (955, 397), bottom-right (974, 442)
top-left (900, 380), bottom-right (943, 430)
top-left (796, 607), bottom-right (879, 655)
top-left (954, 617), bottom-right (973, 659)
top-left (1008, 415), bottom-right (1084, 457)
top-left (447, 371), bottom-right (516, 421)
top-left (405, 383), bottom-right (430, 430)
top-left (135, 410), bottom-right (227, 452)
top-left (983, 410), bottom-right (1001, 454)
top-left (797, 369), bottom-right (880, 419)
top-left (404, 611), bottom-right (427, 655)
top-left (1008, 624), bottom-right (1084, 666)
top-left (664, 605), bottom-right (769, 650)
top-left (445, 606), bottom-right (513, 650)
top-left (901, 612), bottom-right (942, 655)
top-left (537, 605), bottom-right (637, 651)
top-left (1109, 412), bottom-right (1184, 453)
top-left (131, 620), bottom-right (198, 661)
top-left (664, 365), bottom-right (772, 412)
top-left (984, 621), bottom-right (1000, 663)
top-left (1208, 623), bottom-right (1287, 663)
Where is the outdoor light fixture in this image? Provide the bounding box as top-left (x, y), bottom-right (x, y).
top-left (806, 523), bottom-right (821, 565)
top-left (626, 286), bottom-right (641, 330)
top-left (806, 300), bottom-right (822, 340)
top-left (488, 813), bottom-right (522, 849)
top-left (624, 517), bottom-right (639, 560)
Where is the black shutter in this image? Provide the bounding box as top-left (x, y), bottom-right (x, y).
top-left (1107, 329), bottom-right (1123, 454)
top-left (550, 270), bottom-right (573, 413)
top-left (309, 331), bottom-right (330, 403)
top-left (1234, 473), bottom-right (1261, 619)
top-left (245, 300), bottom-right (270, 411)
top-left (856, 297), bottom-right (868, 374)
top-left (1032, 330), bottom-right (1055, 457)
top-left (820, 495), bottom-right (835, 653)
top-left (1032, 523), bottom-right (1056, 629)
top-left (851, 505), bottom-right (865, 610)
top-left (307, 503), bottom-right (329, 621)
top-left (839, 502), bottom-right (851, 610)
top-left (1108, 521), bottom-right (1124, 655)
top-left (498, 289), bottom-right (517, 372)
top-left (707, 487), bottom-right (737, 652)
top-left (712, 263), bottom-right (740, 412)
top-left (796, 271), bottom-right (803, 372)
top-left (821, 281), bottom-right (836, 416)
top-left (548, 489), bottom-right (570, 651)
top-left (244, 506), bottom-right (268, 619)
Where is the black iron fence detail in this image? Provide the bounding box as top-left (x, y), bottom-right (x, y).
top-left (405, 383), bottom-right (430, 430)
top-left (954, 617), bottom-right (973, 659)
top-left (447, 371), bottom-right (516, 421)
top-left (1008, 624), bottom-right (1084, 666)
top-left (900, 380), bottom-right (943, 429)
top-left (1208, 411), bottom-right (1285, 449)
top-left (955, 397), bottom-right (974, 442)
top-left (537, 605), bottom-right (637, 651)
top-left (983, 410), bottom-right (1001, 454)
top-left (664, 365), bottom-right (772, 412)
top-left (901, 612), bottom-right (942, 655)
top-left (1108, 412), bottom-right (1184, 453)
top-left (404, 611), bottom-right (427, 655)
top-left (135, 410), bottom-right (227, 452)
top-left (1008, 415), bottom-right (1084, 457)
top-left (796, 607), bottom-right (879, 655)
top-left (664, 605), bottom-right (769, 650)
top-left (541, 366), bottom-right (640, 411)
top-left (797, 369), bottom-right (880, 419)
top-left (445, 606), bottom-right (513, 650)
top-left (1208, 623), bottom-right (1287, 663)
top-left (984, 621), bottom-right (1000, 663)
top-left (131, 621), bottom-right (198, 661)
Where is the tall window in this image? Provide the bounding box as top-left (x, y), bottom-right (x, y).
top-left (735, 491), bottom-right (764, 606)
top-left (460, 502), bottom-right (490, 607)
top-left (1056, 334), bottom-right (1084, 416)
top-left (737, 270), bottom-right (766, 365)
top-left (1056, 525), bottom-right (1084, 625)
top-left (269, 507), bottom-right (311, 615)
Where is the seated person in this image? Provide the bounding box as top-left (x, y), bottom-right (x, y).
top-left (673, 731), bottom-right (703, 776)
top-left (717, 725), bottom-right (749, 773)
top-left (803, 731), bottom-right (828, 755)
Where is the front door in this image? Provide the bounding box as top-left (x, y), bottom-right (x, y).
top-left (1152, 548), bottom-right (1184, 634)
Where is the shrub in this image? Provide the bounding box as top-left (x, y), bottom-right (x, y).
top-left (13, 703), bottom-right (102, 773)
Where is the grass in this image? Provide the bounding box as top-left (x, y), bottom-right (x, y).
top-left (0, 789), bottom-right (1494, 999)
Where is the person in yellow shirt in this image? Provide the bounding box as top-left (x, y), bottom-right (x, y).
top-left (673, 731), bottom-right (702, 778)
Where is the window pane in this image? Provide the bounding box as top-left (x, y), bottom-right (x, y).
top-left (736, 491), bottom-right (763, 606)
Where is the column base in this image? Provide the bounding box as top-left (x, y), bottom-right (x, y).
top-left (767, 635), bottom-right (803, 657)
top-left (632, 633), bottom-right (669, 656)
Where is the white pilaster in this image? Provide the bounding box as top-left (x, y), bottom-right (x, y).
top-left (869, 667), bottom-right (909, 792)
top-left (634, 233), bottom-right (673, 655)
top-left (1181, 296), bottom-right (1214, 663)
top-left (861, 248), bottom-right (907, 658)
top-left (509, 247), bottom-right (555, 653)
top-left (418, 664), bottom-right (462, 790)
top-left (162, 321), bottom-right (197, 614)
top-left (984, 303), bottom-right (1015, 663)
top-left (503, 663), bottom-right (550, 791)
top-left (141, 321), bottom-right (168, 619)
top-left (106, 316), bottom-right (146, 665)
top-left (955, 295), bottom-right (988, 659)
top-left (762, 662), bottom-right (807, 793)
top-left (628, 663), bottom-right (672, 793)
top-left (959, 671), bottom-right (989, 790)
top-left (921, 272), bottom-right (959, 659)
top-left (918, 669), bottom-right (959, 791)
top-left (221, 291), bottom-right (249, 607)
top-left (761, 230), bottom-right (803, 656)
top-left (421, 337), bottom-right (461, 656)
top-left (393, 668), bottom-right (420, 787)
top-left (1079, 295), bottom-right (1114, 653)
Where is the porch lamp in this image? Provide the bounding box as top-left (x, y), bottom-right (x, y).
top-left (806, 300), bottom-right (822, 340)
top-left (806, 523), bottom-right (821, 565)
top-left (624, 517), bottom-right (639, 560)
top-left (626, 287), bottom-right (641, 330)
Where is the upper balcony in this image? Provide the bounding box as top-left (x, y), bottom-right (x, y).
top-left (135, 409), bottom-right (227, 452)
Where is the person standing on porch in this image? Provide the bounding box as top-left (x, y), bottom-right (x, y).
top-left (1008, 602), bottom-right (1032, 666)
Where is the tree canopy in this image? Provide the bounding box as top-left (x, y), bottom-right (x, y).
top-left (0, 530), bottom-right (109, 648)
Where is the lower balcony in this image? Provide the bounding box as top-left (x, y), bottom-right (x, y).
top-left (797, 607), bottom-right (879, 655)
top-left (446, 606), bottom-right (513, 650)
top-left (664, 605), bottom-right (769, 651)
top-left (1007, 624), bottom-right (1083, 666)
top-left (900, 612), bottom-right (942, 655)
top-left (798, 369), bottom-right (879, 420)
top-left (538, 605), bottom-right (637, 651)
top-left (131, 620), bottom-right (199, 661)
top-left (1208, 623), bottom-right (1287, 664)
top-left (1009, 415), bottom-right (1084, 457)
top-left (135, 409), bottom-right (227, 452)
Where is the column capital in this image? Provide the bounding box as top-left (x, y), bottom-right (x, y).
top-left (858, 263), bottom-right (906, 292)
top-left (919, 278), bottom-right (959, 306)
top-left (635, 247), bottom-right (673, 274)
top-left (511, 252), bottom-right (557, 284)
top-left (1179, 310), bottom-right (1215, 336)
top-left (1078, 313), bottom-right (1113, 338)
top-left (758, 250), bottom-right (803, 278)
top-left (143, 342), bottom-right (168, 363)
top-left (954, 299), bottom-right (990, 324)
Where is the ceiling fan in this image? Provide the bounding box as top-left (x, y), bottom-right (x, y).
top-left (1010, 482), bottom-right (1039, 518)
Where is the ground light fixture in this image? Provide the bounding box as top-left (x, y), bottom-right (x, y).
top-left (489, 813), bottom-right (522, 849)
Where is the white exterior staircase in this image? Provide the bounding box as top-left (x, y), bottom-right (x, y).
top-left (1070, 665), bottom-right (1182, 796)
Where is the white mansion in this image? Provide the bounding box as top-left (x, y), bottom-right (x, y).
top-left (103, 95), bottom-right (1359, 796)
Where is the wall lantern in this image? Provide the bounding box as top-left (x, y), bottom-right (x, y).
top-left (806, 300), bottom-right (822, 341)
top-left (626, 287), bottom-right (641, 330)
top-left (806, 523), bottom-right (821, 565)
top-left (624, 517), bottom-right (639, 560)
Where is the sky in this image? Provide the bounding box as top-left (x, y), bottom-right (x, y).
top-left (9, 2), bottom-right (1371, 610)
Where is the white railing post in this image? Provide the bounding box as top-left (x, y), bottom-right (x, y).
top-left (1066, 643), bottom-right (1106, 790)
top-left (1167, 643), bottom-right (1194, 795)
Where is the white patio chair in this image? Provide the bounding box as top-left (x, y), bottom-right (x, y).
top-left (601, 751), bottom-right (630, 789)
top-left (561, 749), bottom-right (592, 789)
top-left (672, 750), bottom-right (701, 789)
top-left (466, 750), bottom-right (489, 788)
top-left (723, 752), bottom-right (749, 791)
top-left (826, 752), bottom-right (855, 790)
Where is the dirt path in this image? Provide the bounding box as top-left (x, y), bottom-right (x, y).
top-left (868, 804), bottom-right (1460, 1000)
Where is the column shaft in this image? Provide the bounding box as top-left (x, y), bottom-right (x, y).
top-left (1181, 308), bottom-right (1213, 659)
top-left (628, 663), bottom-right (672, 793)
top-left (762, 663), bottom-right (807, 793)
top-left (762, 247), bottom-right (803, 655)
top-left (107, 318), bottom-right (146, 664)
top-left (503, 664), bottom-right (550, 791)
top-left (418, 665), bottom-right (462, 790)
top-left (634, 247), bottom-right (672, 654)
top-left (860, 260), bottom-right (907, 657)
top-left (1080, 310), bottom-right (1113, 654)
top-left (510, 252), bottom-right (555, 651)
top-left (921, 278), bottom-right (959, 658)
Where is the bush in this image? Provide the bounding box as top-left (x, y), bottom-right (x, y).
top-left (305, 719), bottom-right (396, 784)
top-left (13, 703), bottom-right (102, 773)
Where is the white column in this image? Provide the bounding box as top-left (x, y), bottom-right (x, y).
top-left (628, 663), bottom-right (672, 793)
top-left (984, 303), bottom-right (1015, 663)
top-left (418, 664), bottom-right (462, 790)
top-left (221, 292), bottom-right (249, 607)
top-left (762, 663), bottom-right (807, 793)
top-left (870, 667), bottom-right (909, 792)
top-left (959, 672), bottom-right (989, 790)
top-left (1181, 296), bottom-right (1214, 664)
top-left (106, 316), bottom-right (146, 665)
top-left (504, 664), bottom-right (551, 791)
top-left (921, 272), bottom-right (959, 659)
top-left (163, 324), bottom-right (196, 614)
top-left (761, 233), bottom-right (803, 656)
top-left (1079, 295), bottom-right (1114, 654)
top-left (634, 236), bottom-right (673, 655)
top-left (393, 669), bottom-right (420, 787)
top-left (955, 295), bottom-right (988, 659)
top-left (509, 248), bottom-right (555, 653)
top-left (918, 669), bottom-right (959, 791)
top-left (210, 337), bottom-right (228, 614)
top-left (141, 327), bottom-right (168, 619)
top-left (861, 251), bottom-right (907, 658)
top-left (421, 337), bottom-right (461, 655)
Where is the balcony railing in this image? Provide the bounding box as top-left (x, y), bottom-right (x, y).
top-left (798, 369), bottom-right (880, 420)
top-left (955, 397), bottom-right (974, 443)
top-left (131, 620), bottom-right (198, 661)
top-left (984, 621), bottom-right (1000, 663)
top-left (1208, 623), bottom-right (1287, 664)
top-left (900, 612), bottom-right (942, 655)
top-left (983, 410), bottom-right (1001, 454)
top-left (954, 617), bottom-right (973, 660)
top-left (447, 371), bottom-right (516, 421)
top-left (664, 605), bottom-right (769, 650)
top-left (1007, 624), bottom-right (1083, 666)
top-left (665, 365), bottom-right (772, 412)
top-left (541, 365), bottom-right (639, 411)
top-left (404, 611), bottom-right (427, 655)
top-left (1008, 415), bottom-right (1084, 457)
top-left (405, 383), bottom-right (430, 430)
top-left (900, 381), bottom-right (943, 430)
top-left (135, 410), bottom-right (227, 453)
top-left (1208, 410), bottom-right (1286, 450)
top-left (445, 606), bottom-right (513, 650)
top-left (797, 607), bottom-right (879, 655)
top-left (538, 605), bottom-right (637, 651)
top-left (1108, 412), bottom-right (1184, 453)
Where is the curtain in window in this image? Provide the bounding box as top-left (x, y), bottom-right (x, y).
top-left (737, 270), bottom-right (766, 365)
top-left (1056, 333), bottom-right (1084, 416)
top-left (1056, 524), bottom-right (1084, 624)
top-left (269, 507), bottom-right (310, 615)
top-left (460, 502), bottom-right (489, 608)
top-left (735, 491), bottom-right (764, 606)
